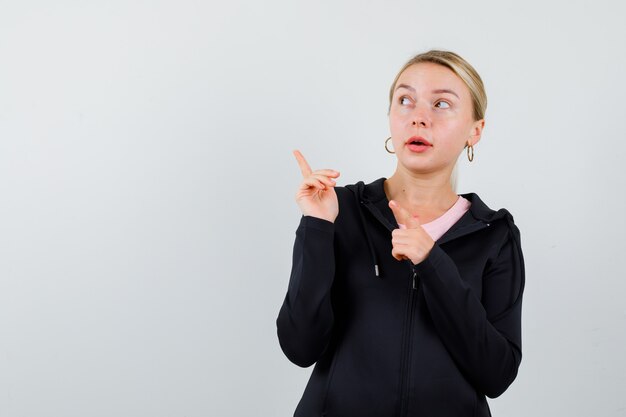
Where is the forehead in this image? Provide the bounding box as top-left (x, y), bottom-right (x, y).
top-left (396, 62), bottom-right (468, 98)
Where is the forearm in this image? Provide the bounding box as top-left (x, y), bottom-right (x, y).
top-left (414, 243), bottom-right (523, 397)
top-left (276, 215), bottom-right (336, 367)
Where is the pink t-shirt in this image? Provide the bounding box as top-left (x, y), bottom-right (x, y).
top-left (398, 196), bottom-right (471, 241)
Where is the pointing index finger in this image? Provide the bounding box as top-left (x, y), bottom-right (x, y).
top-left (293, 149), bottom-right (312, 177)
top-left (389, 200), bottom-right (420, 229)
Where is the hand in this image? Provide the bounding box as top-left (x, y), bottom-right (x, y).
top-left (293, 150), bottom-right (340, 223)
top-left (388, 200), bottom-right (435, 265)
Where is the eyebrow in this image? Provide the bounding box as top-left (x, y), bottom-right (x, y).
top-left (395, 84), bottom-right (460, 99)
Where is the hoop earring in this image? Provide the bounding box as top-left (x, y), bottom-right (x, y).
top-left (385, 137), bottom-right (395, 154)
top-left (466, 142), bottom-right (474, 162)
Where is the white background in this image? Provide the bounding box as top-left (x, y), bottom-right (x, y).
top-left (1, 1), bottom-right (625, 416)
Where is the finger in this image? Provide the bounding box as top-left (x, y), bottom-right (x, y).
top-left (309, 173), bottom-right (337, 187)
top-left (392, 231), bottom-right (420, 246)
top-left (389, 200), bottom-right (420, 229)
top-left (391, 229), bottom-right (410, 245)
top-left (406, 213), bottom-right (421, 229)
top-left (293, 150), bottom-right (312, 178)
top-left (392, 232), bottom-right (419, 250)
top-left (391, 246), bottom-right (409, 262)
top-left (298, 173), bottom-right (339, 194)
top-left (299, 177), bottom-right (327, 191)
top-left (388, 200), bottom-right (411, 228)
top-left (312, 169), bottom-right (340, 178)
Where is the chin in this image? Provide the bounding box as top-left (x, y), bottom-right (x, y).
top-left (400, 158), bottom-right (446, 174)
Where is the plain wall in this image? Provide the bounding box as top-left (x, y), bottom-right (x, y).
top-left (1, 0), bottom-right (625, 416)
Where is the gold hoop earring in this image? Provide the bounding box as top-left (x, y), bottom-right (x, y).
top-left (385, 137), bottom-right (395, 154)
top-left (466, 142), bottom-right (474, 162)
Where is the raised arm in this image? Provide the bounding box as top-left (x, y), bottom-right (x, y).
top-left (276, 150), bottom-right (341, 367)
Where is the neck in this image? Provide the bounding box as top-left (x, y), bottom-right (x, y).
top-left (384, 163), bottom-right (458, 211)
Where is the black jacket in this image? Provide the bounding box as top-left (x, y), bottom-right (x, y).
top-left (277, 177), bottom-right (525, 417)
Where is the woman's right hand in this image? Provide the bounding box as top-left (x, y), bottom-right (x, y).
top-left (293, 150), bottom-right (340, 223)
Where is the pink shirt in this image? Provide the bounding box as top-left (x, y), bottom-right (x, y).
top-left (398, 196), bottom-right (471, 241)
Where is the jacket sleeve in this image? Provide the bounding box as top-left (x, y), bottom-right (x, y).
top-left (276, 215), bottom-right (336, 368)
top-left (413, 219), bottom-right (525, 398)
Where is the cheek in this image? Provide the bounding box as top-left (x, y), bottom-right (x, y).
top-left (389, 105), bottom-right (411, 120)
top-left (397, 105), bottom-right (411, 115)
top-left (389, 110), bottom-right (410, 128)
top-left (388, 114), bottom-right (401, 131)
top-left (437, 117), bottom-right (468, 135)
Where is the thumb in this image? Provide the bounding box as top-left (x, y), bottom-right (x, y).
top-left (389, 200), bottom-right (420, 229)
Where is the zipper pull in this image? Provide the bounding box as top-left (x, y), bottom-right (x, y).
top-left (412, 270), bottom-right (417, 290)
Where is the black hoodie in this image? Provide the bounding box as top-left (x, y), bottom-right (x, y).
top-left (277, 177), bottom-right (525, 417)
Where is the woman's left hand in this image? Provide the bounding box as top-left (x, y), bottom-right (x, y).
top-left (388, 200), bottom-right (435, 265)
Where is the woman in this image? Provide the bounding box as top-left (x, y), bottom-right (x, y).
top-left (276, 49), bottom-right (525, 417)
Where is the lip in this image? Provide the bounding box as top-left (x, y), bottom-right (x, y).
top-left (405, 136), bottom-right (432, 146)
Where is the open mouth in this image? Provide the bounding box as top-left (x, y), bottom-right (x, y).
top-left (406, 136), bottom-right (432, 152)
top-left (406, 136), bottom-right (432, 146)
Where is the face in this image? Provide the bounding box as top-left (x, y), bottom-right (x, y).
top-left (388, 62), bottom-right (484, 175)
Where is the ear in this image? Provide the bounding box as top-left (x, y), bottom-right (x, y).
top-left (467, 118), bottom-right (485, 147)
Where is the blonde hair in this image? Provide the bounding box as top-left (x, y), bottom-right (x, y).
top-left (387, 49), bottom-right (487, 121)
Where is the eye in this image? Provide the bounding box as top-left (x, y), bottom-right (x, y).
top-left (399, 96), bottom-right (412, 105)
top-left (435, 100), bottom-right (450, 109)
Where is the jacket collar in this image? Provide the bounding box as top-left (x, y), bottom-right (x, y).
top-left (354, 177), bottom-right (503, 223)
top-left (346, 177), bottom-right (514, 247)
top-left (344, 177), bottom-right (519, 286)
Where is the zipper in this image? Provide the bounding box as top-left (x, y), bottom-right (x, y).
top-left (399, 260), bottom-right (418, 416)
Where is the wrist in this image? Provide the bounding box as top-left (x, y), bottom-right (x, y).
top-left (303, 215), bottom-right (335, 223)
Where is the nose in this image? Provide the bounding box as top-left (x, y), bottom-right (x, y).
top-left (411, 105), bottom-right (429, 127)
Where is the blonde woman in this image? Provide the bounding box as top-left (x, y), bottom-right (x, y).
top-left (277, 49), bottom-right (525, 416)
